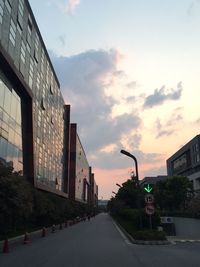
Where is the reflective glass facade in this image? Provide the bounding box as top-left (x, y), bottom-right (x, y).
top-left (0, 0), bottom-right (97, 199)
top-left (0, 77), bottom-right (23, 171)
top-left (0, 0), bottom-right (65, 193)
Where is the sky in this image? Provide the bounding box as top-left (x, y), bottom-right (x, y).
top-left (29, 0), bottom-right (200, 199)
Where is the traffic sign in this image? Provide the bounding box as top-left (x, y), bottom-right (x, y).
top-left (144, 194), bottom-right (154, 204)
top-left (145, 204), bottom-right (155, 215)
top-left (144, 184), bottom-right (153, 193)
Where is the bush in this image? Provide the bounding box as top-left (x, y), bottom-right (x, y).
top-left (118, 208), bottom-right (161, 230)
top-left (133, 230), bottom-right (166, 241)
top-left (0, 162), bottom-right (90, 240)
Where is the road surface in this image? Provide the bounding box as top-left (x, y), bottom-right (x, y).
top-left (1, 213), bottom-right (200, 267)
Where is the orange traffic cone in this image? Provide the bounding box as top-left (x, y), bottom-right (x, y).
top-left (2, 239), bottom-right (9, 253)
top-left (23, 232), bottom-right (30, 244)
top-left (41, 227), bottom-right (46, 237)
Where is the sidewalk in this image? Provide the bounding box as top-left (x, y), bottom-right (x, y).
top-left (167, 236), bottom-right (200, 243)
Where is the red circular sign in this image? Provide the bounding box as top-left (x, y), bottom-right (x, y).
top-left (145, 204), bottom-right (155, 215)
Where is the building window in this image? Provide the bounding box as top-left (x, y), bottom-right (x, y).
top-left (27, 16), bottom-right (32, 50)
top-left (41, 97), bottom-right (46, 110)
top-left (34, 33), bottom-right (39, 63)
top-left (49, 84), bottom-right (54, 95)
top-left (19, 41), bottom-right (26, 75)
top-left (29, 58), bottom-right (34, 89)
top-left (41, 49), bottom-right (44, 74)
top-left (20, 41), bottom-right (26, 63)
top-left (5, 0), bottom-right (11, 13)
top-left (17, 0), bottom-right (24, 30)
top-left (9, 19), bottom-right (16, 47)
top-left (0, 0), bottom-right (4, 24)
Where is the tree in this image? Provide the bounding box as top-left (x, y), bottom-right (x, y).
top-left (154, 176), bottom-right (194, 211)
top-left (186, 192), bottom-right (200, 217)
top-left (0, 161), bottom-right (33, 236)
top-left (116, 179), bottom-right (143, 209)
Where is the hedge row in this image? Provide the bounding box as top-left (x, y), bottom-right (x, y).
top-left (0, 163), bottom-right (95, 240)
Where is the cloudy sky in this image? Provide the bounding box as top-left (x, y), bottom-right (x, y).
top-left (29, 0), bottom-right (200, 199)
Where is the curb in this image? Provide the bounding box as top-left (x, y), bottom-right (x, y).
top-left (170, 239), bottom-right (200, 244)
top-left (0, 221), bottom-right (79, 253)
top-left (113, 219), bottom-right (171, 245)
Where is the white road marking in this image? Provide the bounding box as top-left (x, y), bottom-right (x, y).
top-left (112, 221), bottom-right (132, 246)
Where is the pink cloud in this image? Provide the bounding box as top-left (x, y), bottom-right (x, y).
top-left (64, 0), bottom-right (80, 14)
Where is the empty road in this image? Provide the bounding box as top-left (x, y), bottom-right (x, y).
top-left (1, 213), bottom-right (200, 267)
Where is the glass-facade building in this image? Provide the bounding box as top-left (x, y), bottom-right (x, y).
top-left (0, 75), bottom-right (22, 171)
top-left (0, 0), bottom-right (98, 201)
top-left (69, 124), bottom-right (90, 203)
top-left (0, 0), bottom-right (66, 195)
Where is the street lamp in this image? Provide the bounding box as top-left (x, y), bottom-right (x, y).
top-left (112, 191), bottom-right (116, 195)
top-left (120, 149), bottom-right (142, 228)
top-left (120, 149), bottom-right (139, 184)
top-left (116, 183), bottom-right (121, 188)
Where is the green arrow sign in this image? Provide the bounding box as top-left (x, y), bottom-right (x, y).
top-left (144, 184), bottom-right (153, 193)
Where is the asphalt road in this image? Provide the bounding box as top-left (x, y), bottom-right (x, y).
top-left (1, 213), bottom-right (200, 267)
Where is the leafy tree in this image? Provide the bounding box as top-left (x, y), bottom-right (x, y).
top-left (0, 161), bottom-right (93, 239)
top-left (154, 176), bottom-right (194, 211)
top-left (0, 161), bottom-right (33, 236)
top-left (186, 192), bottom-right (200, 218)
top-left (116, 179), bottom-right (143, 209)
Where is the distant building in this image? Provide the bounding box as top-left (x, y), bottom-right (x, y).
top-left (98, 200), bottom-right (108, 207)
top-left (69, 123), bottom-right (90, 203)
top-left (89, 168), bottom-right (98, 207)
top-left (98, 200), bottom-right (108, 212)
top-left (140, 175), bottom-right (167, 187)
top-left (167, 135), bottom-right (200, 191)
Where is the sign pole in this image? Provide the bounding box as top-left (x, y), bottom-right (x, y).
top-left (149, 214), bottom-right (152, 230)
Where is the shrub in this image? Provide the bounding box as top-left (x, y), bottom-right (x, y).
top-left (133, 230), bottom-right (166, 241)
top-left (118, 208), bottom-right (161, 230)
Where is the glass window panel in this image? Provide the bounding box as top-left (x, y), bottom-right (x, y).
top-left (8, 127), bottom-right (15, 144)
top-left (17, 13), bottom-right (23, 31)
top-left (14, 132), bottom-right (21, 147)
top-left (18, 149), bottom-right (22, 163)
top-left (6, 142), bottom-right (14, 163)
top-left (0, 5), bottom-right (3, 24)
top-left (1, 128), bottom-right (8, 140)
top-left (0, 0), bottom-right (4, 8)
top-left (5, 0), bottom-right (11, 13)
top-left (1, 120), bottom-right (8, 132)
top-left (10, 95), bottom-right (17, 120)
top-left (0, 108), bottom-right (3, 120)
top-left (12, 146), bottom-right (19, 169)
top-left (0, 137), bottom-right (8, 160)
top-left (0, 80), bottom-right (5, 108)
top-left (4, 87), bottom-right (12, 114)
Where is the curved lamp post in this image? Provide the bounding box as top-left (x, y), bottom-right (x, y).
top-left (116, 183), bottom-right (122, 188)
top-left (120, 149), bottom-right (139, 184)
top-left (120, 149), bottom-right (142, 228)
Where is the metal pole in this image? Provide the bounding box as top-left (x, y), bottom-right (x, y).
top-left (149, 215), bottom-right (152, 230)
top-left (120, 150), bottom-right (139, 186)
top-left (120, 149), bottom-right (142, 229)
